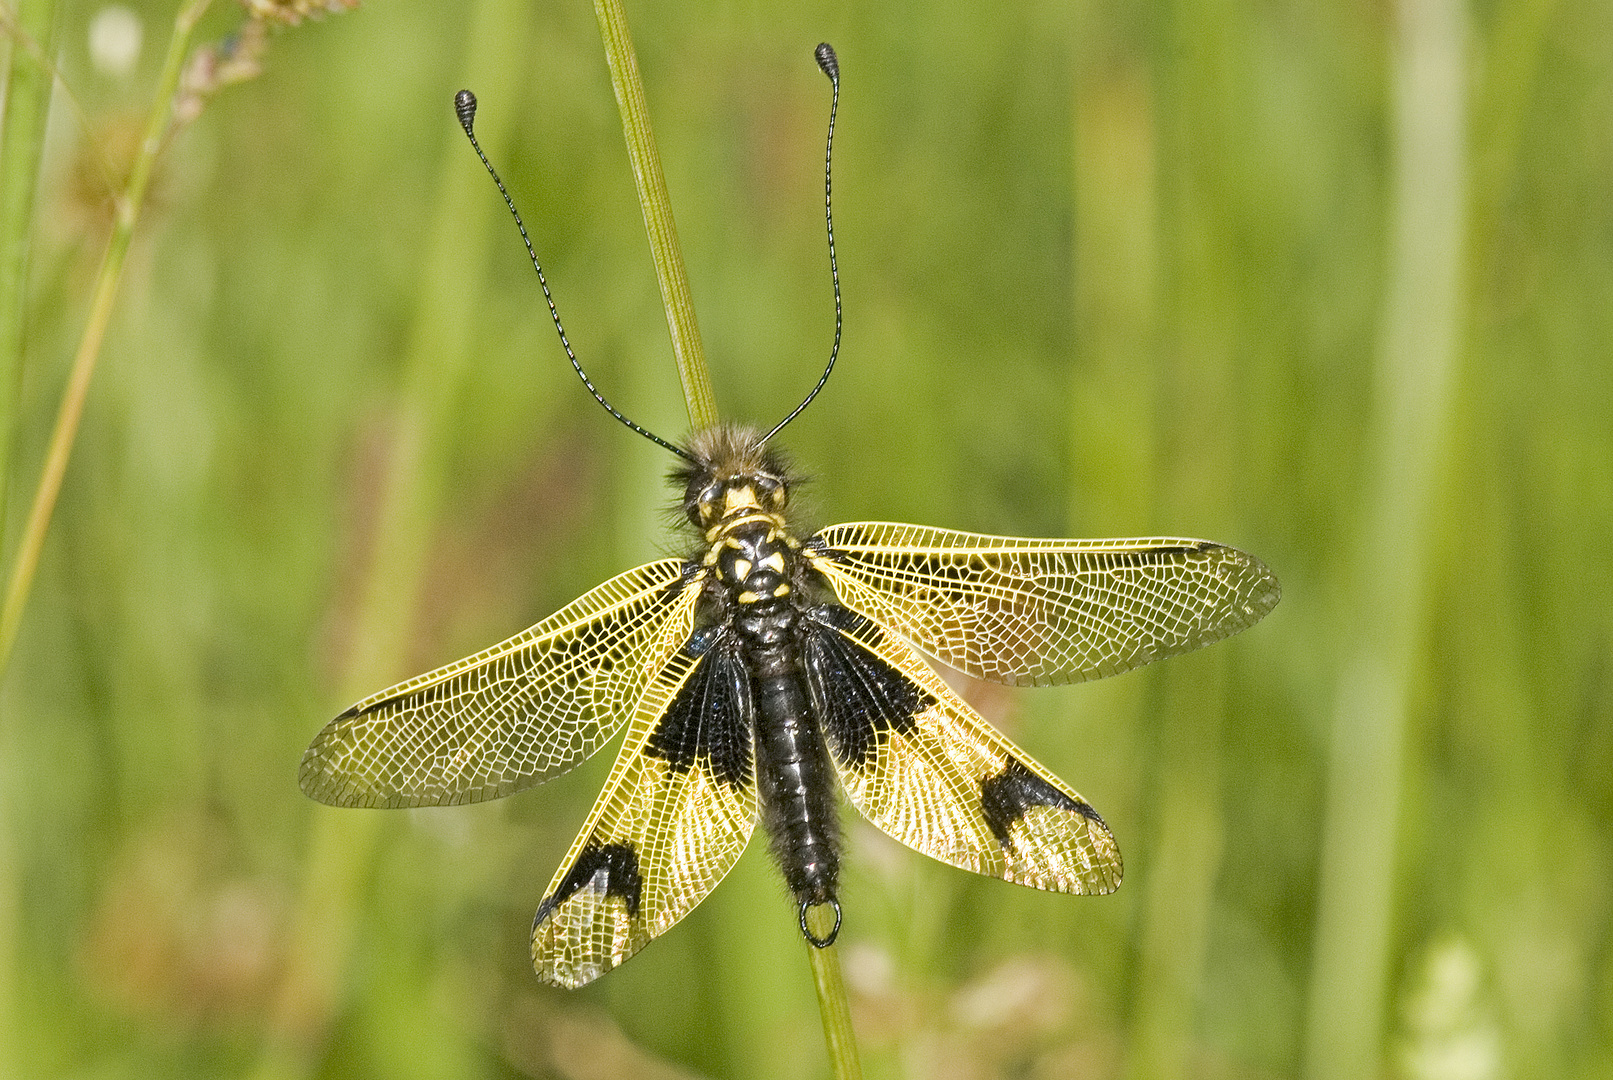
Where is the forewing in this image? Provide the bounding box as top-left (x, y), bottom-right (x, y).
top-left (805, 605), bottom-right (1120, 894)
top-left (809, 523), bottom-right (1280, 686)
top-left (299, 560), bottom-right (699, 808)
top-left (531, 630), bottom-right (757, 987)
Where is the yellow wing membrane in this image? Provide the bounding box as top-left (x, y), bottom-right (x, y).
top-left (300, 560), bottom-right (699, 808)
top-left (531, 635), bottom-right (757, 987)
top-left (809, 523), bottom-right (1280, 687)
top-left (805, 605), bottom-right (1120, 894)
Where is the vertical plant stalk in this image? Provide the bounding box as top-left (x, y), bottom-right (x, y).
top-left (0, 0), bottom-right (61, 531)
top-left (0, 0), bottom-right (216, 676)
top-left (0, 0), bottom-right (62, 1073)
top-left (1120, 0), bottom-right (1240, 1072)
top-left (591, 0), bottom-right (717, 431)
top-left (590, 7), bottom-right (858, 1074)
top-left (804, 905), bottom-right (863, 1080)
top-left (1302, 0), bottom-right (1468, 1077)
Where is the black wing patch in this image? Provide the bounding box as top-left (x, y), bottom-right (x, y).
top-left (808, 602), bottom-right (1122, 894)
top-left (644, 627), bottom-right (753, 789)
top-left (980, 759), bottom-right (1107, 854)
top-left (535, 841), bottom-right (645, 923)
top-left (530, 628), bottom-right (759, 987)
top-left (803, 604), bottom-right (932, 768)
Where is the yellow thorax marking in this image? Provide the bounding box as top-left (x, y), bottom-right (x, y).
top-left (703, 509), bottom-right (789, 545)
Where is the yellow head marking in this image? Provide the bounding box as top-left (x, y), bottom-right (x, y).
top-left (722, 485), bottom-right (762, 517)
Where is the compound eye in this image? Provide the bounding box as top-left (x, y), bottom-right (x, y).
top-left (755, 475), bottom-right (786, 510)
top-left (690, 481), bottom-right (723, 526)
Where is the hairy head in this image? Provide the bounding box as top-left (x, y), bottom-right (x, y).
top-left (673, 423), bottom-right (794, 529)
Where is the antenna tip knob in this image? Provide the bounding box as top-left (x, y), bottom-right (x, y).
top-left (454, 89), bottom-right (477, 135)
top-left (814, 43), bottom-right (838, 81)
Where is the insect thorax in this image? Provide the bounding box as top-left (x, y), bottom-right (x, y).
top-left (702, 514), bottom-right (805, 609)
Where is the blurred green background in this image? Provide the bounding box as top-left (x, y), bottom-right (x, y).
top-left (2, 0), bottom-right (1610, 1077)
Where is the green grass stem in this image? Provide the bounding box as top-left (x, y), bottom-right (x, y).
top-left (592, 0), bottom-right (717, 431)
top-left (1302, 0), bottom-right (1470, 1076)
top-left (803, 906), bottom-right (863, 1080)
top-left (0, 0), bottom-right (215, 677)
top-left (590, 8), bottom-right (860, 1072)
top-left (1120, 2), bottom-right (1245, 1071)
top-left (0, 0), bottom-right (60, 536)
top-left (0, 2), bottom-right (62, 1070)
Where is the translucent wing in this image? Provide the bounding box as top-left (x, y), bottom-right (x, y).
top-left (531, 630), bottom-right (757, 987)
top-left (299, 560), bottom-right (700, 808)
top-left (808, 523), bottom-right (1280, 687)
top-left (804, 604), bottom-right (1120, 893)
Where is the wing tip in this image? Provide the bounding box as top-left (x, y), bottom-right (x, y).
top-left (1230, 553), bottom-right (1282, 630)
top-left (296, 738), bottom-right (379, 807)
top-left (531, 895), bottom-right (636, 990)
top-left (531, 911), bottom-right (616, 990)
top-left (1252, 567), bottom-right (1282, 616)
top-left (1087, 866), bottom-right (1124, 895)
top-left (1193, 540), bottom-right (1283, 630)
top-left (296, 749), bottom-right (341, 804)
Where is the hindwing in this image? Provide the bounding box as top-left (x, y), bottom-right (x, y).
top-left (809, 523), bottom-right (1279, 687)
top-left (532, 627), bottom-right (757, 988)
top-left (300, 560), bottom-right (699, 808)
top-left (803, 605), bottom-right (1121, 894)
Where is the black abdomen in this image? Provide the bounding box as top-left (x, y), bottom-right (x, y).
top-left (739, 604), bottom-right (841, 919)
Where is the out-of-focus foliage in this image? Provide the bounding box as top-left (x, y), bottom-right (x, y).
top-left (1, 0), bottom-right (1609, 1078)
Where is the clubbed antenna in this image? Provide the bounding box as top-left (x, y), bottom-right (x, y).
top-left (758, 42), bottom-right (843, 447)
top-left (455, 89), bottom-right (696, 463)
